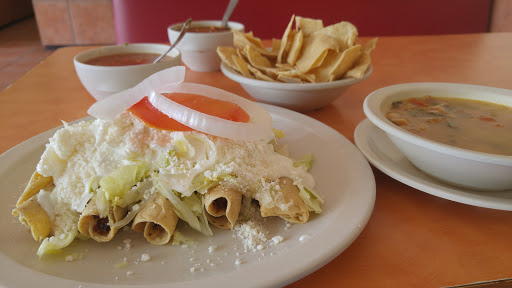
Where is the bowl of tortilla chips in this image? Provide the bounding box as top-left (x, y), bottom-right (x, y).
top-left (218, 15), bottom-right (377, 112)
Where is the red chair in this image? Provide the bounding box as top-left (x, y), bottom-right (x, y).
top-left (113, 0), bottom-right (492, 44)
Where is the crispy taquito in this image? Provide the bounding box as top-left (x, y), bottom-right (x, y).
top-left (78, 199), bottom-right (127, 242)
top-left (204, 185), bottom-right (242, 229)
top-left (12, 171), bottom-right (53, 241)
top-left (132, 194), bottom-right (179, 245)
top-left (260, 177), bottom-right (309, 224)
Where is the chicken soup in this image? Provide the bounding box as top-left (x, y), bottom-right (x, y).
top-left (386, 95), bottom-right (512, 156)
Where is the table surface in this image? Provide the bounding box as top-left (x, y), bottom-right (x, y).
top-left (1, 33), bottom-right (512, 287)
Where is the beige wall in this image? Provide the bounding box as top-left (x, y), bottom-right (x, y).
top-left (32, 0), bottom-right (115, 46)
top-left (490, 0), bottom-right (512, 32)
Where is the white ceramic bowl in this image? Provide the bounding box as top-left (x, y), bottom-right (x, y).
top-left (221, 63), bottom-right (372, 112)
top-left (363, 82), bottom-right (512, 191)
top-left (74, 43), bottom-right (181, 101)
top-left (168, 20), bottom-right (244, 72)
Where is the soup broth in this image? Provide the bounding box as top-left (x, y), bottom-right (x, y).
top-left (386, 95), bottom-right (512, 156)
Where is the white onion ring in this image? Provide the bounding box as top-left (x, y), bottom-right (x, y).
top-left (149, 83), bottom-right (273, 141)
top-left (87, 66), bottom-right (186, 120)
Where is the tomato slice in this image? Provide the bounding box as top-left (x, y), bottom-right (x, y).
top-left (128, 93), bottom-right (250, 131)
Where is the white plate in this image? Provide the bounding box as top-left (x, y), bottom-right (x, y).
top-left (354, 118), bottom-right (512, 210)
top-left (0, 104), bottom-right (376, 288)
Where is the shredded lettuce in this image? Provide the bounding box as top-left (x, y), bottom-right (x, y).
top-left (37, 226), bottom-right (78, 257)
top-left (272, 128), bottom-right (285, 139)
top-left (153, 173), bottom-right (213, 236)
top-left (294, 153), bottom-right (314, 171)
top-left (239, 195), bottom-right (253, 222)
top-left (153, 174), bottom-right (202, 232)
top-left (171, 230), bottom-right (196, 246)
top-left (297, 184), bottom-right (323, 213)
top-left (100, 162), bottom-right (148, 207)
top-left (199, 195), bottom-right (213, 236)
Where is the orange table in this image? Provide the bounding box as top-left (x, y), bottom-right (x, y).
top-left (1, 33), bottom-right (512, 287)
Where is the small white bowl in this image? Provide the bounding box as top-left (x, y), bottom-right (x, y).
top-left (74, 43), bottom-right (181, 101)
top-left (221, 63), bottom-right (372, 112)
top-left (363, 82), bottom-right (512, 191)
top-left (168, 20), bottom-right (244, 72)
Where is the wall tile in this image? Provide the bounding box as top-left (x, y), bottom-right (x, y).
top-left (490, 0), bottom-right (512, 32)
top-left (32, 2), bottom-right (75, 45)
top-left (70, 2), bottom-right (115, 44)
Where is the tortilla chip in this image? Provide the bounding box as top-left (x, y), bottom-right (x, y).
top-left (232, 54), bottom-right (253, 78)
top-left (233, 30), bottom-right (277, 58)
top-left (245, 45), bottom-right (272, 69)
top-left (345, 38), bottom-right (378, 79)
top-left (243, 31), bottom-right (265, 49)
top-left (248, 65), bottom-right (277, 82)
top-left (272, 38), bottom-right (281, 52)
top-left (345, 53), bottom-right (371, 79)
top-left (286, 30), bottom-right (303, 65)
top-left (295, 16), bottom-right (324, 36)
top-left (362, 37), bottom-right (378, 53)
top-left (277, 14), bottom-right (296, 64)
top-left (217, 46), bottom-right (239, 72)
top-left (278, 70), bottom-right (316, 83)
top-left (329, 44), bottom-right (362, 81)
top-left (277, 74), bottom-right (302, 83)
top-left (314, 21), bottom-right (358, 50)
top-left (295, 33), bottom-right (340, 73)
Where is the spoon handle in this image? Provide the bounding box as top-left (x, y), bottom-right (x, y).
top-left (154, 18), bottom-right (192, 64)
top-left (221, 0), bottom-right (239, 27)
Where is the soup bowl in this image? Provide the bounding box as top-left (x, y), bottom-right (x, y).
top-left (168, 20), bottom-right (244, 72)
top-left (74, 43), bottom-right (181, 101)
top-left (363, 82), bottom-right (512, 191)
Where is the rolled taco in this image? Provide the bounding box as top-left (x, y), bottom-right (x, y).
top-left (12, 171), bottom-right (53, 241)
top-left (260, 177), bottom-right (309, 224)
top-left (78, 199), bottom-right (126, 242)
top-left (12, 196), bottom-right (52, 242)
top-left (204, 185), bottom-right (242, 230)
top-left (132, 194), bottom-right (179, 245)
top-left (15, 171), bottom-right (52, 207)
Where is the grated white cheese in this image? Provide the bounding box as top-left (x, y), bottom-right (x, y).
top-left (140, 253), bottom-right (151, 262)
top-left (208, 245), bottom-right (217, 254)
top-left (234, 220), bottom-right (268, 252)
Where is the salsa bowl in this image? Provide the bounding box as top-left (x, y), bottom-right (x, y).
top-left (74, 43), bottom-right (181, 101)
top-left (168, 20), bottom-right (244, 72)
top-left (221, 63), bottom-right (372, 112)
top-left (363, 82), bottom-right (512, 191)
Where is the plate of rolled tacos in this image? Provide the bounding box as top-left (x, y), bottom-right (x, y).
top-left (0, 103), bottom-right (375, 288)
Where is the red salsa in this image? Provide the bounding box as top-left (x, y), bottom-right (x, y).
top-left (188, 26), bottom-right (230, 33)
top-left (128, 93), bottom-right (250, 131)
top-left (85, 53), bottom-right (171, 66)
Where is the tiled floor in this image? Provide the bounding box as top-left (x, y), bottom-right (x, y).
top-left (0, 17), bottom-right (53, 91)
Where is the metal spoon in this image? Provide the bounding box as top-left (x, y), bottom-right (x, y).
top-left (221, 0), bottom-right (239, 28)
top-left (153, 18), bottom-right (192, 64)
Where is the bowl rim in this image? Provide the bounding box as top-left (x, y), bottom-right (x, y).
top-left (221, 62), bottom-right (373, 91)
top-left (363, 82), bottom-right (512, 165)
top-left (73, 43), bottom-right (180, 68)
top-left (168, 20), bottom-right (244, 35)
